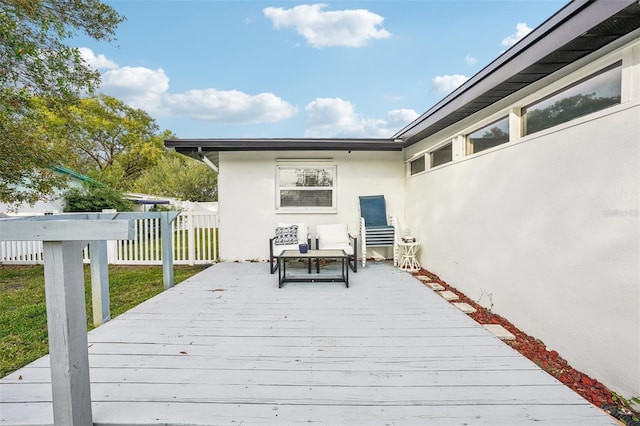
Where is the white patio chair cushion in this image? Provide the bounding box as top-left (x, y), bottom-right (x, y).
top-left (319, 241), bottom-right (354, 255)
top-left (272, 243), bottom-right (303, 256)
top-left (316, 224), bottom-right (353, 255)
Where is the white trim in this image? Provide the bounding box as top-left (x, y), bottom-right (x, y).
top-left (509, 108), bottom-right (523, 142)
top-left (276, 158), bottom-right (334, 163)
top-left (621, 41), bottom-right (639, 103)
top-left (201, 155), bottom-right (218, 173)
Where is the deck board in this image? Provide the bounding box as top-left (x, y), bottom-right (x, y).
top-left (0, 262), bottom-right (617, 425)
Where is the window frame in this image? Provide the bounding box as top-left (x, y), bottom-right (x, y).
top-left (466, 116), bottom-right (510, 155)
top-left (275, 164), bottom-right (337, 212)
top-left (409, 155), bottom-right (426, 176)
top-left (522, 61), bottom-right (622, 136)
top-left (430, 142), bottom-right (453, 168)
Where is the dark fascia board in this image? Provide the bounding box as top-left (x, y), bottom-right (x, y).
top-left (165, 138), bottom-right (403, 152)
top-left (394, 0), bottom-right (640, 146)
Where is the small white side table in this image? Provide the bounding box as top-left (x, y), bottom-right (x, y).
top-left (398, 242), bottom-right (421, 271)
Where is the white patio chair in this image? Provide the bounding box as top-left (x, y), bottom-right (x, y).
top-left (315, 223), bottom-right (358, 272)
top-left (359, 195), bottom-right (398, 267)
top-left (269, 222), bottom-right (311, 274)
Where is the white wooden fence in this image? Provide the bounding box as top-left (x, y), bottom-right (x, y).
top-left (0, 211), bottom-right (218, 265)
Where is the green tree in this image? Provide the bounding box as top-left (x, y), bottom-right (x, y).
top-left (0, 93), bottom-right (68, 205)
top-left (61, 95), bottom-right (167, 190)
top-left (0, 0), bottom-right (124, 205)
top-left (132, 151), bottom-right (218, 202)
top-left (63, 183), bottom-right (134, 212)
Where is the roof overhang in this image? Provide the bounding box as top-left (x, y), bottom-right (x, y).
top-left (394, 0), bottom-right (640, 146)
top-left (165, 138), bottom-right (403, 167)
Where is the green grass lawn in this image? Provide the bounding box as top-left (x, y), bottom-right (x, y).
top-left (0, 264), bottom-right (209, 378)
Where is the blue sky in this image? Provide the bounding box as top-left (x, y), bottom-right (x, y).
top-left (75, 0), bottom-right (566, 139)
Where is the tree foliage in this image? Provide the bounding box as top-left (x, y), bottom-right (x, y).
top-left (60, 95), bottom-right (167, 189)
top-left (0, 0), bottom-right (123, 99)
top-left (63, 183), bottom-right (133, 212)
top-left (133, 151), bottom-right (218, 202)
top-left (0, 0), bottom-right (124, 205)
top-left (0, 93), bottom-right (68, 205)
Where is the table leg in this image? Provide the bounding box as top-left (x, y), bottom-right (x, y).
top-left (345, 257), bottom-right (349, 288)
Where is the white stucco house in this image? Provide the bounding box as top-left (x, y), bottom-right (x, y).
top-left (167, 0), bottom-right (639, 400)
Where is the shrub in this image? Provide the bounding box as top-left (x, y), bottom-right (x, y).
top-left (63, 184), bottom-right (134, 212)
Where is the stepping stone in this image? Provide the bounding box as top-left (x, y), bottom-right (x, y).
top-left (415, 275), bottom-right (433, 282)
top-left (439, 290), bottom-right (459, 301)
top-left (483, 324), bottom-right (515, 340)
top-left (425, 282), bottom-right (445, 291)
top-left (452, 302), bottom-right (476, 314)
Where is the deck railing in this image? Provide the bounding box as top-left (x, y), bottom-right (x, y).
top-left (0, 211), bottom-right (218, 265)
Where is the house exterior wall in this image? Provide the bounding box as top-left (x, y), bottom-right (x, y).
top-left (404, 38), bottom-right (640, 398)
top-left (0, 176), bottom-right (85, 215)
top-left (217, 150), bottom-right (404, 262)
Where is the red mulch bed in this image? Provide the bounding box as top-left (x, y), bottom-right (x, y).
top-left (411, 267), bottom-right (639, 424)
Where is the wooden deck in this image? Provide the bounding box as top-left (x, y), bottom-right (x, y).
top-left (0, 262), bottom-right (617, 425)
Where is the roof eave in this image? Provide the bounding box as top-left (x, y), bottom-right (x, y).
top-left (394, 0), bottom-right (640, 147)
top-left (165, 138), bottom-right (403, 152)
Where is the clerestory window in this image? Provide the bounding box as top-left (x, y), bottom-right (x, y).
top-left (410, 155), bottom-right (426, 175)
top-left (430, 143), bottom-right (452, 168)
top-left (466, 117), bottom-right (510, 155)
top-left (523, 62), bottom-right (622, 136)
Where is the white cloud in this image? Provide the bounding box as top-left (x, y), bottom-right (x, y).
top-left (465, 53), bottom-right (477, 65)
top-left (83, 48), bottom-right (296, 123)
top-left (163, 89), bottom-right (297, 123)
top-left (502, 23), bottom-right (533, 47)
top-left (304, 98), bottom-right (418, 137)
top-left (431, 74), bottom-right (469, 94)
top-left (78, 47), bottom-right (118, 70)
top-left (102, 66), bottom-right (169, 96)
top-left (263, 4), bottom-right (391, 48)
top-left (100, 66), bottom-right (169, 112)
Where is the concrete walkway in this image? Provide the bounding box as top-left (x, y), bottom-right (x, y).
top-left (0, 262), bottom-right (617, 425)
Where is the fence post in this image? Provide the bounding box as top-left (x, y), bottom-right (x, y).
top-left (187, 212), bottom-right (196, 266)
top-left (160, 212), bottom-right (180, 289)
top-left (89, 241), bottom-right (110, 326)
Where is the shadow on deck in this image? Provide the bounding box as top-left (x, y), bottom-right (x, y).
top-left (0, 262), bottom-right (617, 425)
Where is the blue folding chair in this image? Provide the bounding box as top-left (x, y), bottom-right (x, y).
top-left (359, 195), bottom-right (397, 267)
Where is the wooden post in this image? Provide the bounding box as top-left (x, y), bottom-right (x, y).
top-left (0, 216), bottom-right (134, 426)
top-left (160, 212), bottom-right (178, 289)
top-left (89, 241), bottom-right (110, 326)
top-left (43, 240), bottom-right (93, 425)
